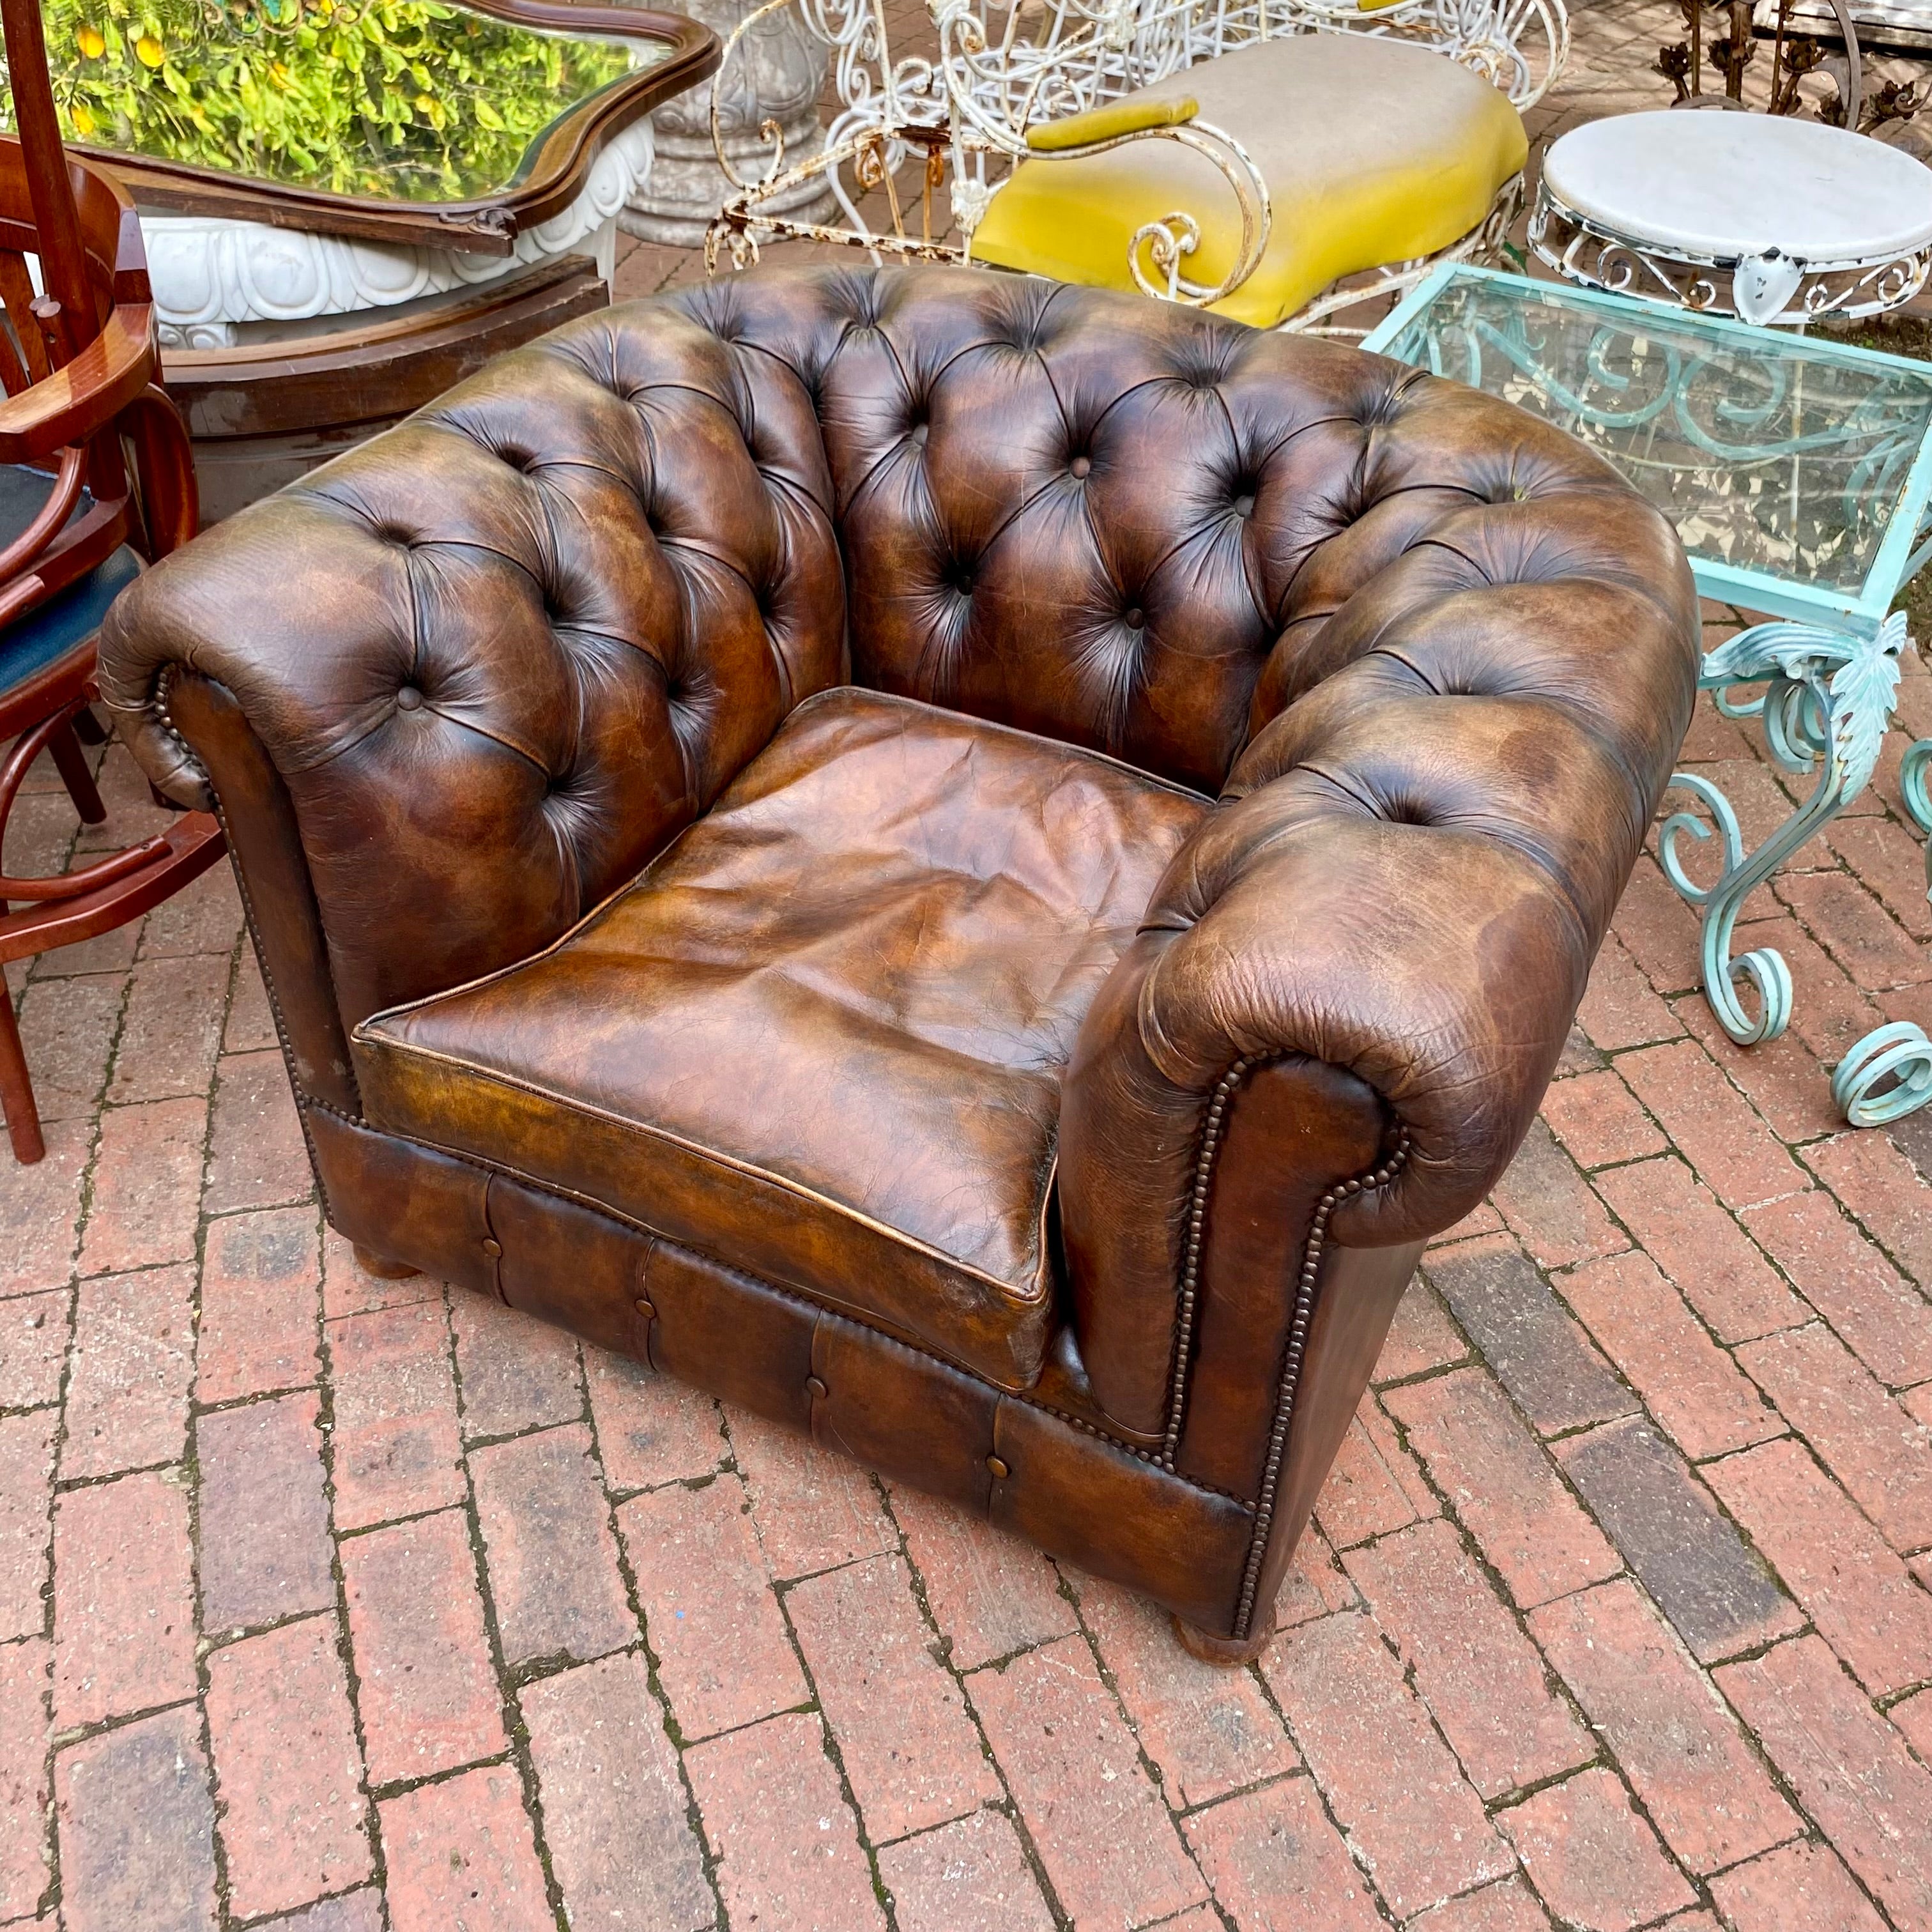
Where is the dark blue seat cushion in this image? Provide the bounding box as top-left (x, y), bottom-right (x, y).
top-left (0, 463), bottom-right (142, 703)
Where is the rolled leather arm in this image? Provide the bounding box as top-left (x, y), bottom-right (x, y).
top-left (96, 307), bottom-right (848, 1045)
top-left (1059, 490), bottom-right (1700, 1438)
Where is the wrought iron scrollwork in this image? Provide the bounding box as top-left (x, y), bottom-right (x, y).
top-left (705, 0), bottom-right (1558, 325)
top-left (1660, 613), bottom-right (1906, 1045)
top-left (1657, 0), bottom-right (1920, 134)
top-left (1829, 732), bottom-right (1932, 1123)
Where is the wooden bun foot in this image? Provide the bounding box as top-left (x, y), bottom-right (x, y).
top-left (1172, 1614), bottom-right (1273, 1667)
top-left (352, 1243), bottom-right (422, 1280)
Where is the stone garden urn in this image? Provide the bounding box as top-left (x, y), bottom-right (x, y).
top-left (623, 0), bottom-right (836, 244)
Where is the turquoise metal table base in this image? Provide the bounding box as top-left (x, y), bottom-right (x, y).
top-left (1662, 612), bottom-right (1906, 1046)
top-left (1832, 737), bottom-right (1932, 1124)
top-left (1365, 263), bottom-right (1932, 1126)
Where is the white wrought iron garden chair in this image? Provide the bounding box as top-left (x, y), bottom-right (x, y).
top-left (705, 0), bottom-right (1565, 331)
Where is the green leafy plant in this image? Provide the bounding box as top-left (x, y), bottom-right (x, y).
top-left (2, 0), bottom-right (643, 202)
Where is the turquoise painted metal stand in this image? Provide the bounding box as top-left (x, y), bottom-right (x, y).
top-left (1366, 263), bottom-right (1932, 1125)
top-left (1832, 737), bottom-right (1932, 1124)
top-left (1662, 612), bottom-right (1906, 1046)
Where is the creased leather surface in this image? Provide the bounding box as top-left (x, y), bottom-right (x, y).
top-left (355, 687), bottom-right (1204, 1388)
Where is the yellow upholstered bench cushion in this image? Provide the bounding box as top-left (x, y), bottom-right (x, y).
top-left (971, 34), bottom-right (1528, 328)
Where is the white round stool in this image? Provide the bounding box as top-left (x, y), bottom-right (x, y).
top-left (1530, 109), bottom-right (1932, 323)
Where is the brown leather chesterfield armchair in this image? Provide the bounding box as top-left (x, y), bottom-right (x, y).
top-left (98, 266), bottom-right (1698, 1662)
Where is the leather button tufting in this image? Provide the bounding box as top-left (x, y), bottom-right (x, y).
top-left (480, 1236), bottom-right (502, 1257)
top-left (1070, 456), bottom-right (1091, 479)
top-left (395, 687), bottom-right (423, 711)
top-left (806, 1375), bottom-right (829, 1400)
top-left (986, 1454), bottom-right (1010, 1479)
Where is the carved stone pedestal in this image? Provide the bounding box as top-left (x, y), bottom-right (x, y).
top-left (622, 0), bottom-right (835, 245)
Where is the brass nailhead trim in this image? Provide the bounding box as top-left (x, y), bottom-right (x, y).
top-left (481, 1237), bottom-right (503, 1257)
top-left (1159, 1055), bottom-right (1259, 1469)
top-left (985, 1454), bottom-right (1009, 1479)
top-left (1230, 1130), bottom-right (1411, 1639)
top-left (634, 1297), bottom-right (656, 1319)
top-left (805, 1375), bottom-right (829, 1400)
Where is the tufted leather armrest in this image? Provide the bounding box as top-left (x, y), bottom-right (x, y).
top-left (1060, 479), bottom-right (1699, 1442)
top-left (97, 300), bottom-right (849, 1066)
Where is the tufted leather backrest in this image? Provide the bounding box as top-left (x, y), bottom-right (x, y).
top-left (663, 266), bottom-right (1673, 795)
top-left (102, 264), bottom-right (1691, 1057)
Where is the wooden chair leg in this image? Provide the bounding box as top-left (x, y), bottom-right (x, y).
top-left (0, 989), bottom-right (46, 1165)
top-left (70, 704), bottom-right (108, 746)
top-left (47, 721), bottom-right (105, 824)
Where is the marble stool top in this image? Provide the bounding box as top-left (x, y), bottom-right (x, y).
top-left (1542, 110), bottom-right (1932, 264)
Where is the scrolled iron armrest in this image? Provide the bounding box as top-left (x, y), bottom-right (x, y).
top-left (708, 0), bottom-right (807, 194)
top-left (1295, 0), bottom-right (1570, 107)
top-left (1025, 102), bottom-right (1273, 309)
top-left (929, 0), bottom-right (1273, 307)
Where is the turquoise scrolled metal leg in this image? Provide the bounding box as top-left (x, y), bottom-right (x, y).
top-left (1660, 613), bottom-right (1906, 1048)
top-left (1832, 735), bottom-right (1932, 1125)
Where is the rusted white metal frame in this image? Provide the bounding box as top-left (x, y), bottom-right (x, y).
top-left (705, 0), bottom-right (1561, 326)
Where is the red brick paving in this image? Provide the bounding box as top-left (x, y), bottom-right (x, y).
top-left (1710, 1839), bottom-right (1891, 1932)
top-left (786, 1551), bottom-right (1001, 1839)
top-left (1496, 1766), bottom-right (1698, 1931)
top-left (878, 1806), bottom-right (1057, 1931)
top-left (968, 1634), bottom-right (1208, 1928)
top-left (59, 1263), bottom-right (194, 1479)
top-left (618, 1473), bottom-right (811, 1740)
top-left (1717, 1636), bottom-right (1932, 1931)
top-left (50, 1468), bottom-right (195, 1729)
top-left (1384, 1364), bottom-right (1623, 1608)
top-left (0, 1637), bottom-right (49, 1919)
top-left (518, 1650), bottom-right (712, 1932)
top-left (1526, 1579), bottom-right (1797, 1875)
top-left (685, 1711), bottom-right (887, 1932)
top-left (10, 36), bottom-right (1932, 1920)
top-left (195, 1390), bottom-right (335, 1634)
top-left (1073, 1572), bottom-right (1296, 1809)
top-left (50, 1704), bottom-right (217, 1932)
top-left (1264, 1609), bottom-right (1514, 1916)
top-left (204, 1614), bottom-right (372, 1919)
top-left (341, 1507), bottom-right (506, 1787)
top-left (379, 1763), bottom-right (554, 1932)
top-left (194, 1205), bottom-right (321, 1406)
top-left (1343, 1518), bottom-right (1593, 1802)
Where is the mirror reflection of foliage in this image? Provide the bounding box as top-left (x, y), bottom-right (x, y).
top-left (1, 0), bottom-right (641, 201)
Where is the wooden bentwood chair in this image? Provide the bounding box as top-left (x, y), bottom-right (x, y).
top-left (0, 0), bottom-right (224, 1163)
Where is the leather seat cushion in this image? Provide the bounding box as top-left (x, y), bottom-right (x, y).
top-left (353, 687), bottom-right (1209, 1388)
top-left (971, 34), bottom-right (1528, 328)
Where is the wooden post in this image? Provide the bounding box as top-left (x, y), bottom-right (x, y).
top-left (0, 0), bottom-right (94, 362)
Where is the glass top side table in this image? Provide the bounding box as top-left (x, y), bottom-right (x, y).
top-left (1365, 261), bottom-right (1932, 1122)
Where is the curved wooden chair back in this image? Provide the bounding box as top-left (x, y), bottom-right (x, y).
top-left (0, 0), bottom-right (222, 1168)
